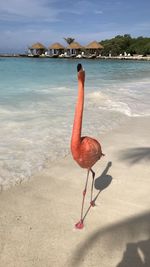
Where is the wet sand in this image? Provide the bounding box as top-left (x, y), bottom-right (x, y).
top-left (0, 116), bottom-right (150, 267)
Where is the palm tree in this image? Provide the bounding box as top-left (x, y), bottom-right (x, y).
top-left (64, 37), bottom-right (75, 45)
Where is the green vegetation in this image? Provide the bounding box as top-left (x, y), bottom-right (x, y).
top-left (100, 35), bottom-right (150, 56)
top-left (64, 37), bottom-right (75, 45)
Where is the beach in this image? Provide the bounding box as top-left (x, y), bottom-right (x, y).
top-left (0, 58), bottom-right (150, 266)
top-left (1, 0), bottom-right (150, 263)
top-left (0, 115), bottom-right (150, 267)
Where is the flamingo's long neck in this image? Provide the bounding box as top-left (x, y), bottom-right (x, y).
top-left (71, 75), bottom-right (84, 153)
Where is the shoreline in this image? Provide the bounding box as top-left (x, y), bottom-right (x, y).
top-left (1, 57), bottom-right (150, 192)
top-left (0, 115), bottom-right (150, 266)
top-left (1, 54), bottom-right (150, 61)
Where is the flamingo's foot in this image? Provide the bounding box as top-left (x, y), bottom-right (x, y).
top-left (90, 200), bottom-right (95, 207)
top-left (75, 220), bottom-right (84, 229)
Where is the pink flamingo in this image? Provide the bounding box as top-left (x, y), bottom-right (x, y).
top-left (71, 63), bottom-right (104, 229)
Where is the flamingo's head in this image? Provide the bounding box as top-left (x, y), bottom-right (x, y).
top-left (77, 63), bottom-right (85, 83)
top-left (77, 63), bottom-right (82, 72)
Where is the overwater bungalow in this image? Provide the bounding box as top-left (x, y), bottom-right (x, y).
top-left (85, 41), bottom-right (104, 57)
top-left (67, 42), bottom-right (83, 56)
top-left (48, 43), bottom-right (65, 57)
top-left (28, 42), bottom-right (46, 56)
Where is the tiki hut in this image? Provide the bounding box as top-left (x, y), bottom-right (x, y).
top-left (29, 42), bottom-right (46, 56)
top-left (48, 43), bottom-right (65, 56)
top-left (85, 41), bottom-right (104, 56)
top-left (67, 42), bottom-right (83, 56)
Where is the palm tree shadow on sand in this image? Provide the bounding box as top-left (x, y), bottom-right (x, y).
top-left (82, 161), bottom-right (112, 223)
top-left (118, 147), bottom-right (150, 165)
top-left (69, 212), bottom-right (150, 267)
top-left (117, 238), bottom-right (150, 267)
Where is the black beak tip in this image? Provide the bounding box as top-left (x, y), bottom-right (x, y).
top-left (77, 63), bottom-right (82, 72)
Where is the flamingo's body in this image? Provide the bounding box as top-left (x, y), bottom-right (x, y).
top-left (71, 64), bottom-right (104, 229)
top-left (71, 136), bottom-right (102, 169)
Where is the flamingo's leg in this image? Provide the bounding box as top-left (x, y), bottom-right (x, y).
top-left (75, 169), bottom-right (90, 229)
top-left (90, 169), bottom-right (95, 207)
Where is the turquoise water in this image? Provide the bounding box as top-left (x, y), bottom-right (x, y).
top-left (0, 57), bottom-right (150, 189)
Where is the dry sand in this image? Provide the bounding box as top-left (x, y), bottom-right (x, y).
top-left (0, 116), bottom-right (150, 267)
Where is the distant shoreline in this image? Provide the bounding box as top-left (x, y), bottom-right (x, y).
top-left (0, 54), bottom-right (150, 61)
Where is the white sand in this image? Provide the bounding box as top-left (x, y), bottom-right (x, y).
top-left (0, 116), bottom-right (150, 267)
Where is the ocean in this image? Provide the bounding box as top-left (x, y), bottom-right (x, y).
top-left (0, 57), bottom-right (150, 189)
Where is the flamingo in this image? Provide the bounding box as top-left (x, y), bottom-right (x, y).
top-left (71, 63), bottom-right (104, 229)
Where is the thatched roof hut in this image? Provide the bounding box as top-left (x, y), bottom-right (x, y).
top-left (86, 41), bottom-right (104, 49)
top-left (67, 42), bottom-right (83, 49)
top-left (29, 42), bottom-right (46, 55)
top-left (67, 42), bottom-right (83, 55)
top-left (48, 43), bottom-right (65, 50)
top-left (48, 43), bottom-right (65, 56)
top-left (85, 41), bottom-right (103, 56)
top-left (30, 42), bottom-right (46, 49)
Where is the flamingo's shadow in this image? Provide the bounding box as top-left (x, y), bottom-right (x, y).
top-left (92, 161), bottom-right (112, 205)
top-left (95, 161), bottom-right (112, 192)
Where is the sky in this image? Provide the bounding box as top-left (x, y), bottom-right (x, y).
top-left (0, 0), bottom-right (150, 53)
